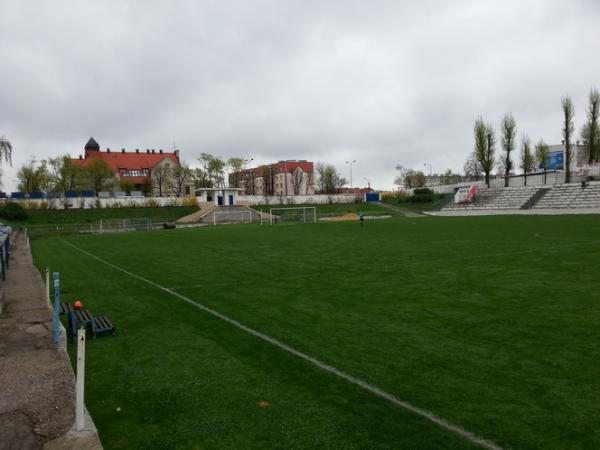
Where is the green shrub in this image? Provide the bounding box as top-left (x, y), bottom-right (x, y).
top-left (0, 202), bottom-right (29, 221)
top-left (413, 188), bottom-right (434, 195)
top-left (410, 193), bottom-right (435, 202)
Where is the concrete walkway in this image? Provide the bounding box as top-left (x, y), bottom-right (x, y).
top-left (0, 233), bottom-right (102, 450)
top-left (374, 201), bottom-right (424, 217)
top-left (426, 208), bottom-right (600, 216)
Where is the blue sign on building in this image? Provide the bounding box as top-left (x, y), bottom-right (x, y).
top-left (540, 151), bottom-right (564, 170)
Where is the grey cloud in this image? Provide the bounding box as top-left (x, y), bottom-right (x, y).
top-left (1, 0), bottom-right (599, 190)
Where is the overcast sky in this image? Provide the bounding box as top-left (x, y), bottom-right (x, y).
top-left (1, 0), bottom-right (599, 191)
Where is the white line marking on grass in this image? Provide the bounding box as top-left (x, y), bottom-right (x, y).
top-left (61, 239), bottom-right (503, 450)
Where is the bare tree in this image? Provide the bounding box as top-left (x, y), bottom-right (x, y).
top-left (304, 170), bottom-right (314, 195)
top-left (48, 156), bottom-right (81, 194)
top-left (535, 139), bottom-right (550, 185)
top-left (292, 167), bottom-right (303, 195)
top-left (562, 95), bottom-right (575, 183)
top-left (500, 113), bottom-right (517, 187)
top-left (581, 87), bottom-right (600, 164)
top-left (463, 152), bottom-right (482, 181)
top-left (152, 166), bottom-right (171, 197)
top-left (171, 164), bottom-right (192, 196)
top-left (227, 157), bottom-right (247, 188)
top-left (316, 163), bottom-right (345, 194)
top-left (84, 158), bottom-right (114, 195)
top-left (0, 136), bottom-right (13, 187)
top-left (261, 165), bottom-right (275, 195)
top-left (519, 135), bottom-right (534, 186)
top-left (0, 136), bottom-right (12, 165)
top-left (394, 165), bottom-right (426, 189)
top-left (242, 169), bottom-right (257, 195)
top-left (474, 117), bottom-right (495, 187)
top-left (17, 159), bottom-right (49, 192)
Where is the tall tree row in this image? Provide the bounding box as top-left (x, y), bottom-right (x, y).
top-left (474, 117), bottom-right (495, 187)
top-left (562, 95), bottom-right (575, 183)
top-left (519, 136), bottom-right (534, 185)
top-left (582, 87), bottom-right (600, 164)
top-left (500, 113), bottom-right (517, 187)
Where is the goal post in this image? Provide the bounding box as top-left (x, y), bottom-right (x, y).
top-left (99, 218), bottom-right (151, 232)
top-left (269, 207), bottom-right (317, 225)
top-left (213, 210), bottom-right (253, 226)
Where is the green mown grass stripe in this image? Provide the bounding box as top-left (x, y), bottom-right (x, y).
top-left (61, 238), bottom-right (502, 450)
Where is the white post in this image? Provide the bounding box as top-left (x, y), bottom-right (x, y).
top-left (76, 328), bottom-right (86, 431)
top-left (45, 268), bottom-right (50, 308)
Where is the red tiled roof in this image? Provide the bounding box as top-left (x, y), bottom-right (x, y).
top-left (72, 150), bottom-right (179, 172)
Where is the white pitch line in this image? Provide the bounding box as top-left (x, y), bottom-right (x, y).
top-left (61, 239), bottom-right (503, 450)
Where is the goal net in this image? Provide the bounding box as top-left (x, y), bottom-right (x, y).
top-left (269, 207), bottom-right (317, 224)
top-left (213, 210), bottom-right (253, 225)
top-left (99, 218), bottom-right (152, 232)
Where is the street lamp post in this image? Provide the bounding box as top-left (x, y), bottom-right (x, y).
top-left (345, 160), bottom-right (357, 188)
top-left (423, 163), bottom-right (432, 176)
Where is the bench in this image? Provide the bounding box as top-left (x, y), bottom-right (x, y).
top-left (59, 302), bottom-right (74, 315)
top-left (92, 315), bottom-right (116, 339)
top-left (67, 309), bottom-right (95, 343)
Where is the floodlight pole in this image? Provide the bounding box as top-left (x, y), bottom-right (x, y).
top-left (345, 160), bottom-right (357, 188)
top-left (424, 163), bottom-right (432, 176)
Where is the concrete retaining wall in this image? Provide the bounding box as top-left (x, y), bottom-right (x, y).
top-left (238, 194), bottom-right (362, 205)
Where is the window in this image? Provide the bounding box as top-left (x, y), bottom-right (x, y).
top-left (120, 169), bottom-right (149, 177)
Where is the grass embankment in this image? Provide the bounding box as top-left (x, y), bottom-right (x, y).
top-left (31, 215), bottom-right (600, 449)
top-left (9, 206), bottom-right (198, 228)
top-left (383, 194), bottom-right (450, 213)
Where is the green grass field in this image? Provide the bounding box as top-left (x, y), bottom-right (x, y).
top-left (31, 215), bottom-right (600, 449)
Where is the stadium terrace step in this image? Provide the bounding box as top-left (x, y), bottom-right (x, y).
top-left (444, 184), bottom-right (600, 211)
top-left (443, 186), bottom-right (541, 210)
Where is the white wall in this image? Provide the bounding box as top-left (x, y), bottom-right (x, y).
top-left (8, 193), bottom-right (365, 209)
top-left (6, 196), bottom-right (197, 210)
top-left (416, 168), bottom-right (595, 194)
top-left (238, 194), bottom-right (362, 205)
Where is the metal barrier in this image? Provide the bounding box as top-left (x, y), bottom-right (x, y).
top-left (0, 226), bottom-right (11, 281)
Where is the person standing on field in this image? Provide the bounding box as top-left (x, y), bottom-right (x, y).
top-left (359, 211), bottom-right (365, 227)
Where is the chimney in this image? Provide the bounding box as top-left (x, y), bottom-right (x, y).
top-left (107, 148), bottom-right (110, 152)
top-left (152, 149), bottom-right (155, 154)
top-left (146, 149), bottom-right (150, 153)
top-left (79, 155), bottom-right (82, 160)
top-left (174, 149), bottom-right (179, 157)
top-left (159, 149), bottom-right (163, 154)
top-left (121, 148), bottom-right (126, 153)
top-left (136, 149), bottom-right (140, 153)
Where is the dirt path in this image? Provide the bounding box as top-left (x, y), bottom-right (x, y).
top-left (374, 202), bottom-right (425, 217)
top-left (0, 233), bottom-right (102, 450)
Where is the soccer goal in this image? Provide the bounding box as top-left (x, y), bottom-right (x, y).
top-left (213, 210), bottom-right (253, 226)
top-left (269, 207), bottom-right (317, 225)
top-left (99, 218), bottom-right (152, 232)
